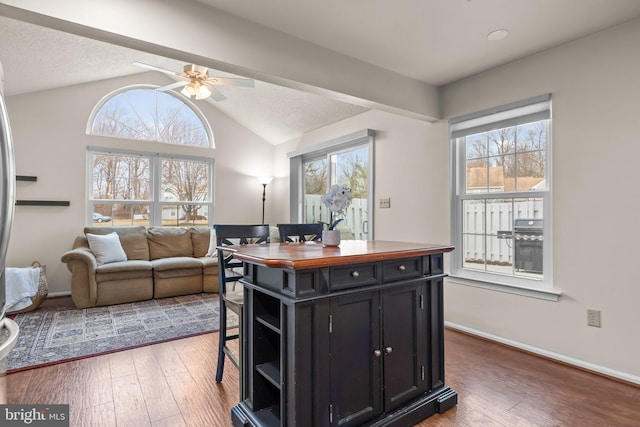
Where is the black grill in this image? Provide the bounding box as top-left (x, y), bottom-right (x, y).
top-left (513, 219), bottom-right (543, 273)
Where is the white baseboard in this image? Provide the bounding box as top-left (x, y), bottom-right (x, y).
top-left (445, 321), bottom-right (640, 386)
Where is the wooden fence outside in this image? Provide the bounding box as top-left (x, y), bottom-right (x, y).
top-left (464, 199), bottom-right (543, 264)
top-left (304, 195), bottom-right (542, 265)
top-left (303, 195), bottom-right (369, 240)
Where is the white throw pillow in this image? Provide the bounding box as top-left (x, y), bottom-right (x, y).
top-left (86, 232), bottom-right (128, 265)
top-left (206, 229), bottom-right (218, 257)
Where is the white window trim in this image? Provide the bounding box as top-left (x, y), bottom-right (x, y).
top-left (449, 95), bottom-right (559, 301)
top-left (86, 147), bottom-right (214, 227)
top-left (288, 129), bottom-right (375, 237)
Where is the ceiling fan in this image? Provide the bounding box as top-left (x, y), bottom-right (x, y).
top-left (132, 61), bottom-right (254, 101)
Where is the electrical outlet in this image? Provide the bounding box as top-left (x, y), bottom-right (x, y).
top-left (380, 198), bottom-right (391, 208)
top-left (587, 309), bottom-right (601, 328)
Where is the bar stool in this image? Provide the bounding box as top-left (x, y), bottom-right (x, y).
top-left (213, 224), bottom-right (270, 387)
top-left (277, 223), bottom-right (323, 243)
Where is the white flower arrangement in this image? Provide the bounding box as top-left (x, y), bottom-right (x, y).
top-left (320, 184), bottom-right (352, 230)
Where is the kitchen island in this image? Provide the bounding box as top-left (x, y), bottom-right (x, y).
top-left (226, 240), bottom-right (456, 427)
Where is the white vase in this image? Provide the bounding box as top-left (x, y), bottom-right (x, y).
top-left (322, 230), bottom-right (341, 247)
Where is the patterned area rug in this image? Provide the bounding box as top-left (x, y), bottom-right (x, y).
top-left (7, 293), bottom-right (235, 373)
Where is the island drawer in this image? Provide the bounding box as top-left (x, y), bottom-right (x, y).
top-left (329, 262), bottom-right (379, 291)
top-left (382, 257), bottom-right (422, 282)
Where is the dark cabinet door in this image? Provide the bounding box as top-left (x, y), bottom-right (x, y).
top-left (329, 290), bottom-right (382, 427)
top-left (381, 282), bottom-right (426, 411)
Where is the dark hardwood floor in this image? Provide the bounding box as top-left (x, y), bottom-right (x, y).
top-left (4, 320), bottom-right (639, 426)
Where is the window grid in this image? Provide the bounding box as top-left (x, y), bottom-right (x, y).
top-left (88, 149), bottom-right (213, 228)
top-left (451, 96), bottom-right (552, 291)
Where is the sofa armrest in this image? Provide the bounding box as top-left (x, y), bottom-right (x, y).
top-left (61, 248), bottom-right (99, 308)
top-left (61, 247), bottom-right (98, 268)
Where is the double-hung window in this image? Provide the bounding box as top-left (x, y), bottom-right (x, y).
top-left (88, 149), bottom-right (213, 227)
top-left (449, 95), bottom-right (556, 299)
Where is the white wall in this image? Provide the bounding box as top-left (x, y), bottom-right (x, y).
top-left (440, 18), bottom-right (640, 379)
top-left (5, 72), bottom-right (277, 294)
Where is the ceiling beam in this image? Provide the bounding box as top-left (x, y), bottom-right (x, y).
top-left (0, 0), bottom-right (441, 121)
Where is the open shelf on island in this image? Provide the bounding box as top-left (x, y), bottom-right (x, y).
top-left (256, 361), bottom-right (281, 389)
top-left (256, 313), bottom-right (280, 333)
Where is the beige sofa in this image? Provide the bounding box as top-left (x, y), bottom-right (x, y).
top-left (61, 226), bottom-right (218, 308)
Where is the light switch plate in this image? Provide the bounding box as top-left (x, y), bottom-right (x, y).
top-left (380, 198), bottom-right (391, 208)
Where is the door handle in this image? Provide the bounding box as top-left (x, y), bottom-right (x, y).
top-left (373, 349), bottom-right (382, 357)
top-left (384, 346), bottom-right (393, 355)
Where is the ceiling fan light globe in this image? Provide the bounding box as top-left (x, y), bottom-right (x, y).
top-left (181, 83), bottom-right (197, 98)
top-left (196, 84), bottom-right (212, 100)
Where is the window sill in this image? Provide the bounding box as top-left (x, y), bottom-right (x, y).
top-left (447, 275), bottom-right (562, 301)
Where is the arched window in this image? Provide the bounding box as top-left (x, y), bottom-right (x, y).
top-left (87, 85), bottom-right (214, 148)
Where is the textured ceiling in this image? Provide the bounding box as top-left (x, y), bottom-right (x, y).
top-left (2, 0), bottom-right (640, 144)
top-left (0, 16), bottom-right (367, 145)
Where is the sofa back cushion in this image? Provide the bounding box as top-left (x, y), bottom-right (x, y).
top-left (148, 227), bottom-right (193, 260)
top-left (190, 227), bottom-right (211, 258)
top-left (83, 226), bottom-right (150, 261)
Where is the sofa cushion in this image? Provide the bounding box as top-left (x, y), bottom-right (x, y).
top-left (151, 257), bottom-right (203, 278)
top-left (86, 232), bottom-right (128, 265)
top-left (199, 256), bottom-right (218, 269)
top-left (95, 260), bottom-right (153, 282)
top-left (83, 226), bottom-right (150, 261)
top-left (148, 227), bottom-right (193, 260)
top-left (190, 227), bottom-right (211, 258)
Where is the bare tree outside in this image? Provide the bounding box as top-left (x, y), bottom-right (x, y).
top-left (466, 122), bottom-right (546, 193)
top-left (92, 154), bottom-right (150, 201)
top-left (304, 159), bottom-right (327, 195)
top-left (162, 159), bottom-right (208, 221)
top-left (335, 151), bottom-right (367, 199)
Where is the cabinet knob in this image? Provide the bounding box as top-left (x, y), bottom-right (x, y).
top-left (351, 271), bottom-right (360, 278)
top-left (398, 265), bottom-right (406, 271)
top-left (384, 346), bottom-right (393, 355)
top-left (373, 349), bottom-right (382, 357)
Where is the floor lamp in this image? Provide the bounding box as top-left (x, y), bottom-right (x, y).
top-left (257, 176), bottom-right (273, 224)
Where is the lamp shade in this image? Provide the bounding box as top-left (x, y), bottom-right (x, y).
top-left (257, 176), bottom-right (274, 185)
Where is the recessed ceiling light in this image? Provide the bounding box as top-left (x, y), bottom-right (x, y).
top-left (487, 29), bottom-right (509, 41)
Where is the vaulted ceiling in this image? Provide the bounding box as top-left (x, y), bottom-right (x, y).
top-left (1, 0), bottom-right (640, 144)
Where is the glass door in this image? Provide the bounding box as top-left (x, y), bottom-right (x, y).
top-left (303, 145), bottom-right (370, 240)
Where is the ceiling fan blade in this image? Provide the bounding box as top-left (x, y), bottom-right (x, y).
top-left (156, 81), bottom-right (188, 91)
top-left (208, 85), bottom-right (227, 101)
top-left (205, 76), bottom-right (255, 88)
top-left (132, 61), bottom-right (179, 76)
